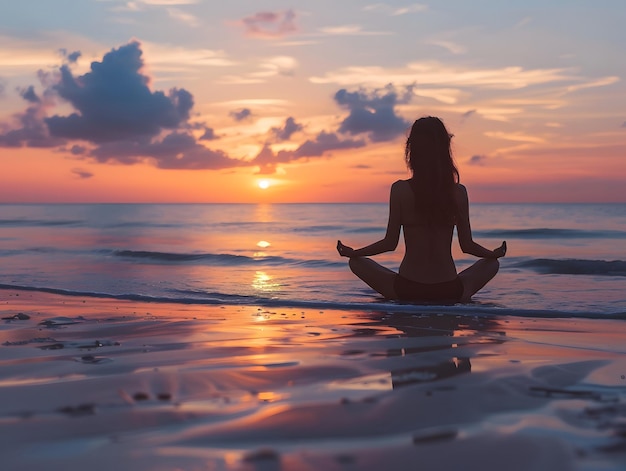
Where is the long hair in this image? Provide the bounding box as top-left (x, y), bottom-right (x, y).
top-left (405, 117), bottom-right (460, 225)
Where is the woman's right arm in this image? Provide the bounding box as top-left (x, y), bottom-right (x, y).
top-left (455, 184), bottom-right (506, 259)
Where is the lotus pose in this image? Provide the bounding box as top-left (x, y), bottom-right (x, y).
top-left (337, 116), bottom-right (506, 303)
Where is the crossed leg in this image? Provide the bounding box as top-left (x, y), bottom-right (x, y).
top-left (348, 257), bottom-right (397, 299)
top-left (348, 256), bottom-right (500, 302)
top-left (457, 258), bottom-right (500, 302)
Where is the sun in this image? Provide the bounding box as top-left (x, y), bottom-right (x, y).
top-left (257, 179), bottom-right (270, 190)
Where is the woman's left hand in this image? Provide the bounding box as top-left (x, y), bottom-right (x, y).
top-left (337, 240), bottom-right (355, 258)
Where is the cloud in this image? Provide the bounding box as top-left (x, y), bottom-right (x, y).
top-left (44, 42), bottom-right (194, 143)
top-left (110, 0), bottom-right (199, 12)
top-left (19, 85), bottom-right (41, 103)
top-left (166, 7), bottom-right (200, 26)
top-left (622, 121), bottom-right (626, 128)
top-left (484, 131), bottom-right (545, 143)
top-left (318, 25), bottom-right (391, 36)
top-left (140, 42), bottom-right (235, 69)
top-left (0, 84), bottom-right (64, 148)
top-left (70, 144), bottom-right (87, 155)
top-left (72, 168), bottom-right (94, 179)
top-left (270, 117), bottom-right (302, 141)
top-left (468, 155), bottom-right (487, 166)
top-left (59, 49), bottom-right (81, 64)
top-left (200, 127), bottom-right (217, 140)
top-left (295, 131), bottom-right (366, 157)
top-left (564, 76), bottom-right (619, 94)
top-left (138, 0), bottom-right (199, 4)
top-left (363, 3), bottom-right (427, 16)
top-left (91, 132), bottom-right (238, 169)
top-left (334, 86), bottom-right (412, 142)
top-left (230, 108), bottom-right (252, 121)
top-left (254, 56), bottom-right (297, 77)
top-left (0, 41), bottom-right (243, 170)
top-left (250, 131), bottom-right (365, 174)
top-left (240, 10), bottom-right (297, 38)
top-left (310, 61), bottom-right (576, 90)
top-left (428, 40), bottom-right (466, 55)
top-left (461, 109), bottom-right (476, 120)
top-left (218, 56), bottom-right (297, 84)
top-left (0, 79), bottom-right (5, 97)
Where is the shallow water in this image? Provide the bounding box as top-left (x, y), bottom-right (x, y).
top-left (0, 203), bottom-right (624, 317)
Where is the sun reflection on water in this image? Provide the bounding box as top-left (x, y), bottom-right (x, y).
top-left (252, 271), bottom-right (280, 293)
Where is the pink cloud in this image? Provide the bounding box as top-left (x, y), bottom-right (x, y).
top-left (240, 10), bottom-right (297, 38)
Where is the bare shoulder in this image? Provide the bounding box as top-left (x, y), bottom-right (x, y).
top-left (391, 179), bottom-right (410, 188)
top-left (390, 179), bottom-right (411, 195)
top-left (454, 183), bottom-right (469, 201)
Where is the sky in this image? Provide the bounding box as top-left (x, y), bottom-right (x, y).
top-left (0, 0), bottom-right (624, 203)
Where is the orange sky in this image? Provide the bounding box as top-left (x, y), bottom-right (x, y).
top-left (1, 2), bottom-right (625, 203)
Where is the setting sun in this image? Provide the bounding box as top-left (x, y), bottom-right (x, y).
top-left (258, 179), bottom-right (270, 190)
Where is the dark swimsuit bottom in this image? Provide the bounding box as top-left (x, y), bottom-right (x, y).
top-left (393, 275), bottom-right (464, 302)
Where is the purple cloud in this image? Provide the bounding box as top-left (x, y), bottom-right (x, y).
top-left (200, 127), bottom-right (218, 140)
top-left (334, 86), bottom-right (411, 142)
top-left (19, 86), bottom-right (41, 103)
top-left (461, 109), bottom-right (476, 120)
top-left (59, 49), bottom-right (81, 64)
top-left (70, 144), bottom-right (87, 155)
top-left (240, 10), bottom-right (297, 38)
top-left (294, 131), bottom-right (365, 157)
top-left (271, 117), bottom-right (302, 141)
top-left (468, 155), bottom-right (487, 166)
top-left (91, 132), bottom-right (238, 170)
top-left (250, 131), bottom-right (365, 174)
top-left (0, 87), bottom-right (64, 148)
top-left (45, 42), bottom-right (193, 143)
top-left (72, 168), bottom-right (93, 179)
top-left (0, 41), bottom-right (242, 170)
top-left (230, 108), bottom-right (252, 121)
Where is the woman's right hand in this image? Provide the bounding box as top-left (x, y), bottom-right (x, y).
top-left (493, 241), bottom-right (507, 258)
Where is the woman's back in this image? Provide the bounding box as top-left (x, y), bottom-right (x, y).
top-left (395, 179), bottom-right (458, 283)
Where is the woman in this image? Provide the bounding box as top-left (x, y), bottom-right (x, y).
top-left (337, 116), bottom-right (506, 303)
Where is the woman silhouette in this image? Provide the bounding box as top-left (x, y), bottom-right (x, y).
top-left (337, 116), bottom-right (506, 302)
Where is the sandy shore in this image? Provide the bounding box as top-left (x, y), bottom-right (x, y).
top-left (1, 290), bottom-right (625, 471)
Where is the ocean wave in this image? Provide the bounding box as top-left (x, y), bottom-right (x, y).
top-left (110, 249), bottom-right (343, 268)
top-left (0, 219), bottom-right (83, 227)
top-left (109, 222), bottom-right (184, 229)
top-left (475, 228), bottom-right (626, 239)
top-left (292, 225), bottom-right (344, 232)
top-left (511, 258), bottom-right (626, 276)
top-left (112, 249), bottom-right (287, 265)
top-left (0, 283), bottom-right (623, 320)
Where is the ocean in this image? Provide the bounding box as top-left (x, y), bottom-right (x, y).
top-left (0, 203), bottom-right (624, 318)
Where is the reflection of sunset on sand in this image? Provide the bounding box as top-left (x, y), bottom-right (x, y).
top-left (1, 292), bottom-right (624, 470)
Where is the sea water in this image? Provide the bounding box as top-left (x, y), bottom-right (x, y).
top-left (0, 203), bottom-right (624, 318)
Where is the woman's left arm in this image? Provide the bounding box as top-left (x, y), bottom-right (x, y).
top-left (337, 181), bottom-right (402, 258)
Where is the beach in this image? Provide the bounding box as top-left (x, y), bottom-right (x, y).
top-left (1, 202), bottom-right (625, 470)
top-left (1, 290), bottom-right (625, 470)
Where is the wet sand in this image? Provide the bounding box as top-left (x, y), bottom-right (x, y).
top-left (1, 290), bottom-right (625, 470)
